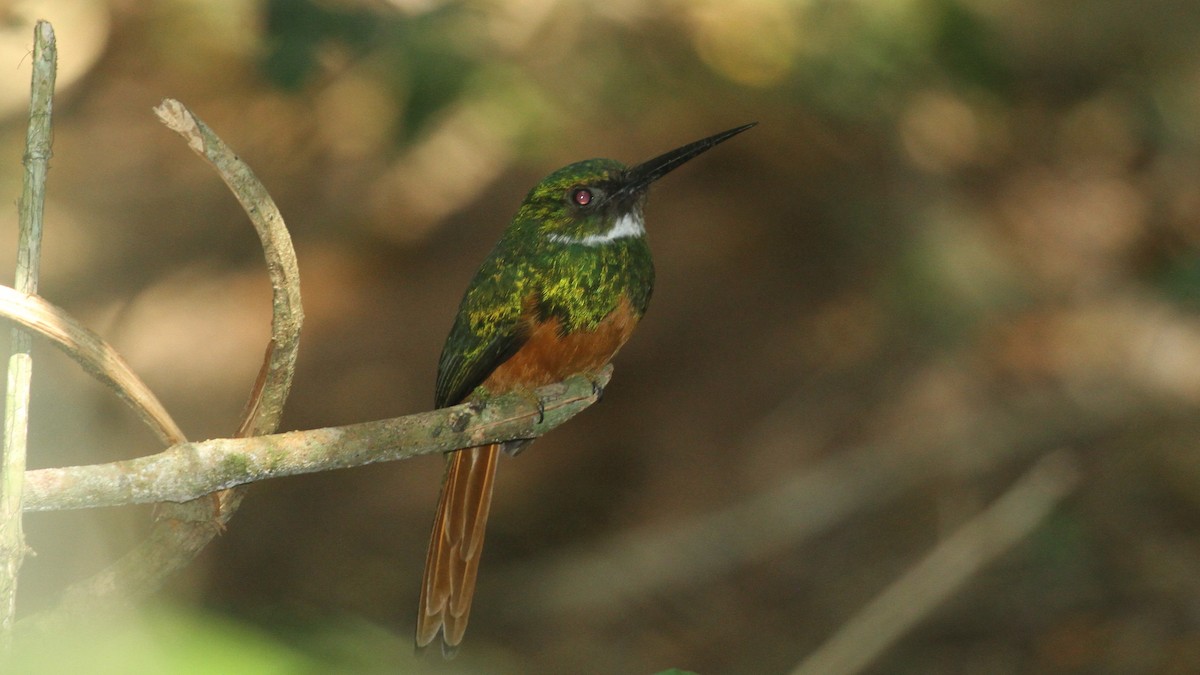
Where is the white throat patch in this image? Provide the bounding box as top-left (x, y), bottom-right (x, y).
top-left (549, 212), bottom-right (645, 246)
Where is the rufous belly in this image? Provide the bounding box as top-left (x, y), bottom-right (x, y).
top-left (479, 295), bottom-right (639, 395)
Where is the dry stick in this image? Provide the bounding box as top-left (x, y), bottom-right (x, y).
top-left (22, 369), bottom-right (609, 511)
top-left (0, 21), bottom-right (55, 649)
top-left (0, 286), bottom-right (183, 445)
top-left (37, 99), bottom-right (303, 622)
top-left (153, 98), bottom-right (305, 438)
top-left (790, 450), bottom-right (1082, 675)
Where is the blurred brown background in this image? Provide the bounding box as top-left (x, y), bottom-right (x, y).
top-left (6, 0), bottom-right (1200, 672)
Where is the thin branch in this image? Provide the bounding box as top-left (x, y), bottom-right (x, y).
top-left (12, 23), bottom-right (53, 296)
top-left (0, 285), bottom-right (183, 445)
top-left (23, 367), bottom-right (610, 511)
top-left (0, 20), bottom-right (55, 648)
top-left (790, 450), bottom-right (1082, 675)
top-left (153, 98), bottom-right (304, 437)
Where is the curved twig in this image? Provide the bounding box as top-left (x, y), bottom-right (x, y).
top-left (154, 98), bottom-right (305, 437)
top-left (0, 286), bottom-right (184, 445)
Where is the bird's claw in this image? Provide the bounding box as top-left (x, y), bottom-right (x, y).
top-left (587, 373), bottom-right (606, 402)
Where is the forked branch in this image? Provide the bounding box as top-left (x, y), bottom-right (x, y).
top-left (26, 98), bottom-right (304, 625)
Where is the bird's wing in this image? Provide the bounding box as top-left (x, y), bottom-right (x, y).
top-left (434, 263), bottom-right (531, 408)
top-left (435, 327), bottom-right (525, 407)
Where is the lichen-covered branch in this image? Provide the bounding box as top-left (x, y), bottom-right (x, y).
top-left (23, 368), bottom-right (608, 512)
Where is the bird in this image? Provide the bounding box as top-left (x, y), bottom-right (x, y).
top-left (415, 122), bottom-right (756, 656)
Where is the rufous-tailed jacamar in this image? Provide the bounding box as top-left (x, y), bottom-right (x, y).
top-left (416, 123), bottom-right (756, 655)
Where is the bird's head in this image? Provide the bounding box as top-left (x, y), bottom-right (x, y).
top-left (513, 123), bottom-right (757, 247)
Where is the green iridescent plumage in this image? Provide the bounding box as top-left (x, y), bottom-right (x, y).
top-left (435, 158), bottom-right (654, 408)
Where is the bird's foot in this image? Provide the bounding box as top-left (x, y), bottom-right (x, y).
top-left (500, 439), bottom-right (533, 457)
top-left (583, 371), bottom-right (606, 402)
top-left (513, 387), bottom-right (546, 424)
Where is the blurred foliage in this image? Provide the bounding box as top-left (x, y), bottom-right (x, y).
top-left (264, 0), bottom-right (477, 143)
top-left (1156, 254), bottom-right (1200, 308)
top-left (263, 0), bottom-right (381, 89)
top-left (14, 605), bottom-right (318, 675)
top-left (13, 603), bottom-right (437, 674)
top-left (930, 0), bottom-right (1014, 95)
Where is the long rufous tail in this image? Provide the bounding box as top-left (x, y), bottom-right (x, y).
top-left (415, 443), bottom-right (500, 657)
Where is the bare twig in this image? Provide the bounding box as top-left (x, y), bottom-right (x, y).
top-left (23, 368), bottom-right (609, 511)
top-left (0, 286), bottom-right (183, 445)
top-left (0, 20), bottom-right (55, 648)
top-left (790, 451), bottom-right (1082, 675)
top-left (153, 98), bottom-right (304, 437)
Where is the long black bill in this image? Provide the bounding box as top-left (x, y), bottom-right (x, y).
top-left (617, 122), bottom-right (757, 200)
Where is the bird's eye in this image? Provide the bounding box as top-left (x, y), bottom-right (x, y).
top-left (572, 188), bottom-right (593, 206)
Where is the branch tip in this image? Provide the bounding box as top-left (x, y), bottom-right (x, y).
top-left (153, 99), bottom-right (203, 155)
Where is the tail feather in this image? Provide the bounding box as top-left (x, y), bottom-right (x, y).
top-left (416, 444), bottom-right (500, 656)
